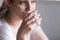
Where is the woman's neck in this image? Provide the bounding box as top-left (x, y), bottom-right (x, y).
top-left (4, 12), bottom-right (23, 36)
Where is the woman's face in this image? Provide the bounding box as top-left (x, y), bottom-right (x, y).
top-left (8, 0), bottom-right (36, 18)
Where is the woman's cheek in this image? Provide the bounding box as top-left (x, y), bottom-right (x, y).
top-left (19, 5), bottom-right (26, 11)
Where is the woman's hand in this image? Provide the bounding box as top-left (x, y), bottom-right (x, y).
top-left (17, 10), bottom-right (42, 40)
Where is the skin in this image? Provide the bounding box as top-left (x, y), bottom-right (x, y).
top-left (4, 0), bottom-right (49, 40)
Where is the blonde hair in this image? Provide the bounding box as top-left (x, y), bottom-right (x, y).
top-left (0, 1), bottom-right (9, 18)
top-left (0, 0), bottom-right (15, 18)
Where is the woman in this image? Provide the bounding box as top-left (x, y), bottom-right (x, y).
top-left (0, 0), bottom-right (49, 40)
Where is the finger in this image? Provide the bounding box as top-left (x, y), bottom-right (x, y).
top-left (28, 20), bottom-right (36, 25)
top-left (37, 18), bottom-right (42, 21)
top-left (24, 16), bottom-right (35, 25)
top-left (24, 10), bottom-right (36, 19)
top-left (25, 23), bottom-right (34, 33)
top-left (27, 20), bottom-right (36, 31)
top-left (25, 17), bottom-right (42, 26)
top-left (26, 25), bottom-right (32, 33)
top-left (26, 17), bottom-right (36, 25)
top-left (25, 16), bottom-right (34, 22)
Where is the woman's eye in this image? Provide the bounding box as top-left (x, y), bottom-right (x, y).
top-left (19, 1), bottom-right (26, 4)
top-left (19, 1), bottom-right (25, 4)
top-left (31, 1), bottom-right (36, 3)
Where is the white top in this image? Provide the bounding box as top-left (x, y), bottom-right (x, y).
top-left (0, 18), bottom-right (40, 40)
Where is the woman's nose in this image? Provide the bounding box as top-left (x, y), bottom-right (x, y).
top-left (25, 3), bottom-right (30, 11)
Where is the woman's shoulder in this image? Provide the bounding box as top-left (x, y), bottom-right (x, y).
top-left (0, 18), bottom-right (7, 27)
top-left (0, 18), bottom-right (5, 27)
top-left (0, 18), bottom-right (15, 40)
top-left (0, 18), bottom-right (8, 31)
top-left (0, 18), bottom-right (11, 32)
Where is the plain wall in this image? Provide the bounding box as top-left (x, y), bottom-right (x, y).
top-left (36, 1), bottom-right (60, 40)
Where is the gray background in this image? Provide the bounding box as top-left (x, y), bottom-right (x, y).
top-left (0, 0), bottom-right (60, 40)
top-left (36, 1), bottom-right (60, 40)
